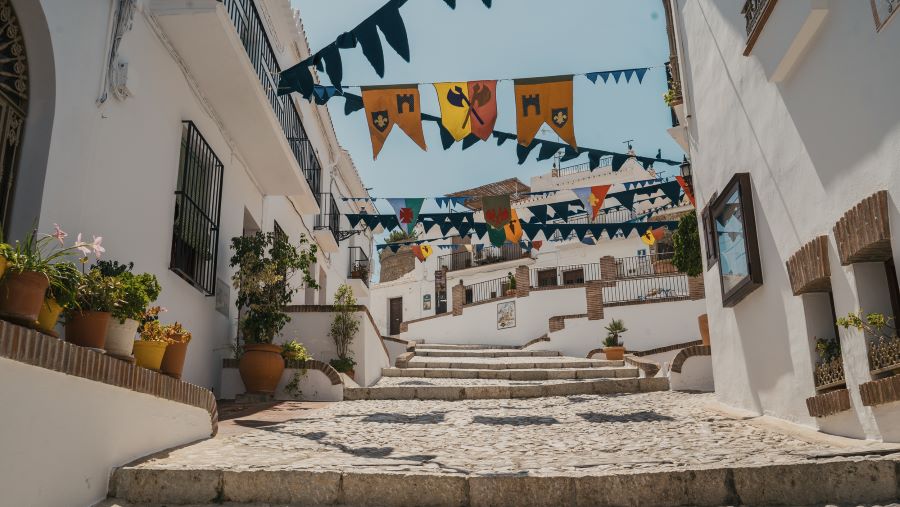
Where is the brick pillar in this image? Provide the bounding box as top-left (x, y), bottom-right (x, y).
top-left (600, 255), bottom-right (618, 281)
top-left (586, 281), bottom-right (604, 320)
top-left (515, 265), bottom-right (530, 297)
top-left (688, 275), bottom-right (705, 300)
top-left (452, 281), bottom-right (465, 316)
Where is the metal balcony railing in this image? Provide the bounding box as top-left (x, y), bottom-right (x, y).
top-left (219, 0), bottom-right (321, 197)
top-left (314, 192), bottom-right (341, 243)
top-left (531, 263), bottom-right (601, 288)
top-left (464, 276), bottom-right (512, 305)
top-left (555, 157), bottom-right (612, 178)
top-left (348, 246), bottom-right (370, 287)
top-left (437, 243), bottom-right (528, 273)
top-left (604, 273), bottom-right (690, 305)
top-left (615, 252), bottom-right (678, 278)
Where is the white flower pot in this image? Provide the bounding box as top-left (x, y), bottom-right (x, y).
top-left (104, 318), bottom-right (140, 357)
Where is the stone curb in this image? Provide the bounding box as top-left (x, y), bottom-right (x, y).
top-left (343, 377), bottom-right (668, 401)
top-left (110, 458), bottom-right (900, 506)
top-left (415, 350), bottom-right (562, 358)
top-left (380, 367), bottom-right (639, 380)
top-left (405, 360), bottom-right (624, 370)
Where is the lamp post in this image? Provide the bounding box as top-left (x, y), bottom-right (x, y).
top-left (679, 155), bottom-right (693, 193)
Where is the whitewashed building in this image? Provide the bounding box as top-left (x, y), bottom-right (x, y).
top-left (5, 0), bottom-right (375, 393)
top-left (370, 156), bottom-right (706, 360)
top-left (664, 0), bottom-right (900, 440)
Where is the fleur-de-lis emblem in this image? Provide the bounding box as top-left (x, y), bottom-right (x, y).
top-left (371, 110), bottom-right (390, 132)
top-left (551, 108), bottom-right (568, 128)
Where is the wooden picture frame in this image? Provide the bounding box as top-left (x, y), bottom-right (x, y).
top-left (701, 191), bottom-right (719, 268)
top-left (871, 0), bottom-right (900, 32)
top-left (710, 173), bottom-right (763, 307)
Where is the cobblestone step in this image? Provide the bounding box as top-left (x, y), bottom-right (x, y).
top-left (412, 343), bottom-right (518, 350)
top-left (344, 377), bottom-right (668, 400)
top-left (404, 357), bottom-right (623, 370)
top-left (381, 366), bottom-right (639, 380)
top-left (414, 349), bottom-right (561, 358)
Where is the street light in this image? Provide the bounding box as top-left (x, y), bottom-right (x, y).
top-left (679, 155), bottom-right (693, 190)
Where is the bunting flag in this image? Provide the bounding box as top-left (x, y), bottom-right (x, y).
top-left (513, 76), bottom-right (577, 149)
top-left (531, 240), bottom-right (543, 251)
top-left (387, 197), bottom-right (425, 234)
top-left (585, 67), bottom-right (649, 85)
top-left (433, 80), bottom-right (498, 142)
top-left (482, 194), bottom-right (512, 229)
top-left (468, 80), bottom-right (498, 140)
top-left (640, 227), bottom-right (667, 246)
top-left (504, 209), bottom-right (523, 243)
top-left (411, 244), bottom-right (433, 262)
top-left (487, 225), bottom-right (507, 247)
top-left (571, 185), bottom-right (611, 220)
top-left (676, 176), bottom-right (695, 207)
top-left (362, 85), bottom-right (427, 158)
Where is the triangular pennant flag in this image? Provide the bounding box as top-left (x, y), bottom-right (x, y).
top-left (641, 227), bottom-right (658, 246)
top-left (361, 214), bottom-right (381, 230)
top-left (420, 244), bottom-right (433, 260)
top-left (278, 61), bottom-right (315, 98)
top-left (320, 44), bottom-right (343, 91)
top-left (560, 146), bottom-right (580, 162)
top-left (437, 121), bottom-right (456, 150)
top-left (482, 194), bottom-right (512, 228)
top-left (375, 2), bottom-right (410, 62)
top-left (516, 140), bottom-right (539, 164)
top-left (411, 245), bottom-right (426, 262)
top-left (439, 221), bottom-right (455, 236)
top-left (611, 153), bottom-right (629, 171)
top-left (589, 224), bottom-right (606, 240)
top-left (461, 134), bottom-right (480, 150)
top-left (504, 210), bottom-right (523, 243)
top-left (468, 80), bottom-right (498, 140)
top-left (550, 201), bottom-right (571, 221)
top-left (527, 204), bottom-right (548, 224)
top-left (574, 224), bottom-right (590, 242)
top-left (434, 197), bottom-right (449, 208)
top-left (622, 69), bottom-right (635, 83)
top-left (513, 76), bottom-right (577, 149)
top-left (450, 196), bottom-right (469, 207)
top-left (537, 140), bottom-right (561, 161)
top-left (521, 223), bottom-right (543, 241)
top-left (610, 70), bottom-right (623, 83)
top-left (346, 214), bottom-right (364, 228)
top-left (494, 131), bottom-right (515, 146)
top-left (336, 31), bottom-right (357, 49)
top-left (676, 176), bottom-right (695, 207)
top-left (635, 67), bottom-right (648, 84)
top-left (588, 151), bottom-right (605, 170)
top-left (599, 71), bottom-right (611, 83)
top-left (613, 189), bottom-right (636, 211)
top-left (572, 185), bottom-right (612, 220)
top-left (434, 82), bottom-right (472, 141)
top-left (387, 198), bottom-right (424, 234)
top-left (456, 222), bottom-right (472, 237)
top-left (659, 181), bottom-right (682, 204)
top-left (379, 214), bottom-right (400, 230)
top-left (585, 72), bottom-right (600, 84)
top-left (353, 20), bottom-right (385, 77)
top-left (344, 93), bottom-right (365, 115)
top-left (487, 225), bottom-right (507, 247)
top-left (361, 85), bottom-right (427, 158)
top-left (442, 0), bottom-right (456, 7)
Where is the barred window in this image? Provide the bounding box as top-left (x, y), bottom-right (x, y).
top-left (170, 121), bottom-right (224, 295)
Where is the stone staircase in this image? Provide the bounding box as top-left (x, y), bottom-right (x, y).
top-left (344, 343), bottom-right (668, 400)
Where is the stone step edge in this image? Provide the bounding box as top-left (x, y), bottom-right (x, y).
top-left (400, 360), bottom-right (624, 370)
top-left (412, 343), bottom-right (520, 349)
top-left (414, 350), bottom-right (562, 358)
top-left (380, 367), bottom-right (639, 380)
top-left (343, 377), bottom-right (669, 401)
top-left (108, 458), bottom-right (900, 507)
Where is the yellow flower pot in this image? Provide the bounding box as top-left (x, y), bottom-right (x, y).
top-left (133, 340), bottom-right (168, 371)
top-left (0, 256), bottom-right (7, 279)
top-left (36, 299), bottom-right (64, 334)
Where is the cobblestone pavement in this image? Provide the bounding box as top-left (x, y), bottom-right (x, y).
top-left (131, 391), bottom-right (887, 476)
top-left (372, 376), bottom-right (613, 387)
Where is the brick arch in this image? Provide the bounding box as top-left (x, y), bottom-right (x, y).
top-left (670, 345), bottom-right (711, 373)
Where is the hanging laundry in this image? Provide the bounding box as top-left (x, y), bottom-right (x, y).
top-left (513, 76), bottom-right (577, 149)
top-left (361, 85), bottom-right (427, 158)
top-left (572, 185), bottom-right (612, 220)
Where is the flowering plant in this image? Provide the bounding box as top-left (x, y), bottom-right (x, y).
top-left (3, 224), bottom-right (103, 276)
top-left (138, 307), bottom-right (191, 344)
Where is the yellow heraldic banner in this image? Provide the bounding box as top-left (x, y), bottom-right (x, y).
top-left (434, 82), bottom-right (473, 141)
top-left (361, 85), bottom-right (428, 159)
top-left (513, 76), bottom-right (577, 149)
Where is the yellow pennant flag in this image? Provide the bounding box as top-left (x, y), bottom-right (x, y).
top-left (434, 82), bottom-right (473, 141)
top-left (504, 209), bottom-right (523, 243)
top-left (641, 227), bottom-right (656, 246)
top-left (420, 244), bottom-right (433, 260)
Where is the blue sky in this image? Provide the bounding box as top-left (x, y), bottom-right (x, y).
top-left (290, 0), bottom-right (682, 279)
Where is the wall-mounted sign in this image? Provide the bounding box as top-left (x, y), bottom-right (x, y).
top-left (423, 294), bottom-right (432, 310)
top-left (497, 301), bottom-right (516, 330)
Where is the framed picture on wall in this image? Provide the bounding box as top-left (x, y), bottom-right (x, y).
top-left (871, 0), bottom-right (900, 31)
top-left (701, 191), bottom-right (719, 268)
top-left (710, 173), bottom-right (763, 307)
top-left (497, 301), bottom-right (516, 330)
top-left (423, 294), bottom-right (432, 311)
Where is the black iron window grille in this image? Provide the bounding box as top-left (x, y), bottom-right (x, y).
top-left (170, 121), bottom-right (224, 296)
top-left (348, 246), bottom-right (370, 287)
top-left (314, 192), bottom-right (341, 243)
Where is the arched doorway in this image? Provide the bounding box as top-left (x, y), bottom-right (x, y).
top-left (0, 0), bottom-right (27, 232)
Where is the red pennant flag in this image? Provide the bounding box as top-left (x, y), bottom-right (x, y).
top-left (467, 80), bottom-right (498, 141)
top-left (675, 176), bottom-right (695, 207)
top-left (531, 240), bottom-right (543, 251)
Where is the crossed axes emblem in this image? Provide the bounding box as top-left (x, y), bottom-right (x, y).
top-left (446, 83), bottom-right (491, 129)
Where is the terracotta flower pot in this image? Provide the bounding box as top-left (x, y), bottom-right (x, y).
top-left (698, 313), bottom-right (710, 347)
top-left (36, 298), bottom-right (64, 335)
top-left (105, 318), bottom-right (140, 357)
top-left (603, 346), bottom-right (625, 361)
top-left (133, 340), bottom-right (168, 371)
top-left (239, 343), bottom-right (285, 394)
top-left (0, 271), bottom-right (50, 324)
top-left (161, 341), bottom-right (189, 379)
top-left (65, 311), bottom-right (111, 349)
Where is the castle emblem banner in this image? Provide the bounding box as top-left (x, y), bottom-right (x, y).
top-left (361, 85), bottom-right (427, 158)
top-left (513, 76), bottom-right (577, 149)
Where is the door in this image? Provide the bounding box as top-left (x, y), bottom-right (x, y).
top-left (389, 297), bottom-right (403, 336)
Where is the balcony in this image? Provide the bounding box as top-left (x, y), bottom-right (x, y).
top-left (348, 247), bottom-right (370, 287)
top-left (552, 158), bottom-right (612, 178)
top-left (437, 244), bottom-right (530, 273)
top-left (313, 192), bottom-right (340, 253)
top-left (149, 0), bottom-right (321, 209)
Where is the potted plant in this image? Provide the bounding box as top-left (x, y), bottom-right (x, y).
top-left (95, 260), bottom-right (162, 357)
top-left (231, 231), bottom-right (317, 394)
top-left (65, 269), bottom-right (122, 349)
top-left (37, 262), bottom-right (81, 335)
top-left (160, 321), bottom-right (191, 379)
top-left (0, 225), bottom-right (101, 324)
top-left (328, 284), bottom-right (360, 379)
top-left (505, 271), bottom-right (516, 296)
top-left (603, 319), bottom-right (627, 360)
top-left (133, 306), bottom-right (169, 370)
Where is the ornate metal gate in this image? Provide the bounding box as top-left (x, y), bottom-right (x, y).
top-left (0, 0), bottom-right (27, 231)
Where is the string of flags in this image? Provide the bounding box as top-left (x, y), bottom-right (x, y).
top-left (277, 0), bottom-right (493, 99)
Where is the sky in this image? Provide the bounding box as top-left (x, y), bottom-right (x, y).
top-left (290, 0), bottom-right (683, 280)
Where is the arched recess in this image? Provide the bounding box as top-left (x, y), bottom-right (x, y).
top-left (5, 0), bottom-right (54, 240)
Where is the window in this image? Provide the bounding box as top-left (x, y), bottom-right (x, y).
top-left (871, 0), bottom-right (899, 32)
top-left (742, 0), bottom-right (778, 55)
top-left (701, 191), bottom-right (719, 267)
top-left (170, 121), bottom-right (224, 296)
top-left (710, 173), bottom-right (762, 307)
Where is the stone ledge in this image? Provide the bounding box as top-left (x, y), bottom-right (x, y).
top-left (0, 320), bottom-right (218, 436)
top-left (786, 235), bottom-right (831, 295)
top-left (222, 358), bottom-right (342, 386)
top-left (624, 354), bottom-right (661, 377)
top-left (631, 339), bottom-right (704, 357)
top-left (859, 374), bottom-right (900, 407)
top-left (670, 345), bottom-right (712, 374)
top-left (548, 313), bottom-right (587, 332)
top-left (805, 388), bottom-right (852, 417)
top-left (833, 190), bottom-right (892, 265)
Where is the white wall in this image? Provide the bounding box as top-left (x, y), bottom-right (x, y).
top-left (220, 367), bottom-right (342, 401)
top-left (540, 299), bottom-right (707, 358)
top-left (0, 358), bottom-right (212, 507)
top-left (670, 355), bottom-right (714, 392)
top-left (673, 0), bottom-right (900, 437)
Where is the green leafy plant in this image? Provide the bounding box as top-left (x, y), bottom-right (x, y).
top-left (672, 211), bottom-right (703, 277)
top-left (837, 310), bottom-right (896, 341)
top-left (329, 356), bottom-right (357, 373)
top-left (815, 337), bottom-right (841, 363)
top-left (604, 319), bottom-right (627, 347)
top-left (386, 230), bottom-right (418, 244)
top-left (4, 225), bottom-right (103, 277)
top-left (329, 284), bottom-right (359, 361)
top-left (94, 261), bottom-right (161, 323)
top-left (281, 339), bottom-right (312, 362)
top-left (230, 231), bottom-right (318, 344)
top-left (69, 269), bottom-right (123, 314)
top-left (663, 88), bottom-right (678, 106)
top-left (507, 272), bottom-right (516, 290)
top-left (47, 262), bottom-right (82, 310)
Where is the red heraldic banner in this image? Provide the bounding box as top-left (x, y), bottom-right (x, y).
top-left (513, 76), bottom-right (577, 149)
top-left (467, 80), bottom-right (498, 140)
top-left (361, 85), bottom-right (427, 159)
